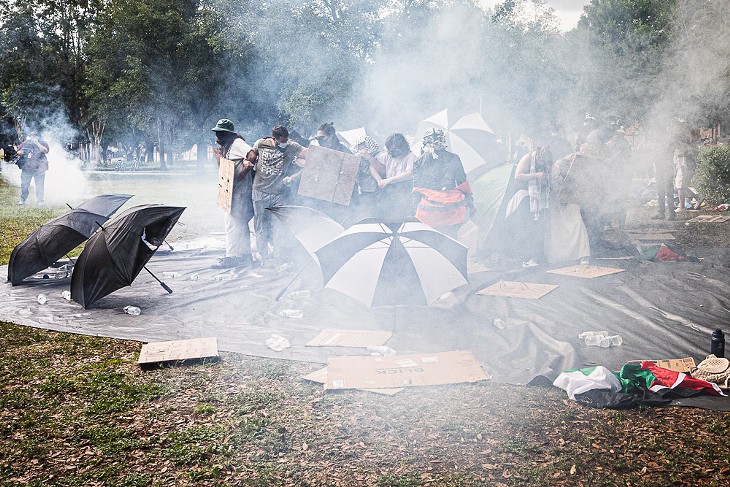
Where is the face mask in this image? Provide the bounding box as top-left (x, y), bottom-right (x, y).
top-left (277, 142), bottom-right (289, 149)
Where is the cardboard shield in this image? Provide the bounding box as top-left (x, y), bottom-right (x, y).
top-left (298, 145), bottom-right (360, 206)
top-left (216, 158), bottom-right (235, 212)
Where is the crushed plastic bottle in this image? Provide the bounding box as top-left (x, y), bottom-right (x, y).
top-left (123, 306), bottom-right (141, 316)
top-left (189, 272), bottom-right (200, 281)
top-left (265, 334), bottom-right (290, 352)
top-left (493, 318), bottom-right (506, 330)
top-left (279, 309), bottom-right (303, 319)
top-left (61, 290), bottom-right (71, 301)
top-left (580, 331), bottom-right (622, 347)
top-left (162, 271), bottom-right (178, 278)
top-left (367, 345), bottom-right (397, 356)
top-left (288, 289), bottom-right (311, 299)
top-left (36, 293), bottom-right (47, 305)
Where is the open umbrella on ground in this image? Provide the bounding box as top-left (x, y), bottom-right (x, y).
top-left (70, 204), bottom-right (185, 308)
top-left (314, 218), bottom-right (469, 308)
top-left (268, 205), bottom-right (345, 300)
top-left (7, 194), bottom-right (133, 285)
top-left (411, 109), bottom-right (497, 175)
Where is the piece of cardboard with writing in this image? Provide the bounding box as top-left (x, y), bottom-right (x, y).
top-left (477, 280), bottom-right (558, 299)
top-left (324, 350), bottom-right (491, 390)
top-left (217, 158), bottom-right (235, 212)
top-left (138, 337), bottom-right (219, 368)
top-left (298, 145), bottom-right (359, 206)
top-left (626, 357), bottom-right (696, 373)
top-left (302, 366), bottom-right (403, 395)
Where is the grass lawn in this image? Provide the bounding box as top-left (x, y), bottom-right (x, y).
top-left (1, 176), bottom-right (729, 486)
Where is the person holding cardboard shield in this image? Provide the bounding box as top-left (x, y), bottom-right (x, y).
top-left (211, 119), bottom-right (255, 269)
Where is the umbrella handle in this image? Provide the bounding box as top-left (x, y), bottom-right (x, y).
top-left (275, 259), bottom-right (312, 301)
top-left (161, 282), bottom-right (173, 294)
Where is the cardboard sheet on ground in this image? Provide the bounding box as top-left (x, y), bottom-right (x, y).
top-left (4, 241), bottom-right (730, 410)
top-left (306, 329), bottom-right (392, 347)
top-left (627, 357), bottom-right (696, 373)
top-left (628, 231), bottom-right (675, 241)
top-left (324, 351), bottom-right (491, 390)
top-left (138, 337), bottom-right (219, 367)
top-left (476, 280), bottom-right (558, 299)
top-left (302, 366), bottom-right (403, 395)
top-left (216, 158), bottom-right (235, 212)
top-left (686, 215), bottom-right (730, 224)
top-left (547, 265), bottom-right (625, 278)
top-left (298, 145), bottom-right (360, 206)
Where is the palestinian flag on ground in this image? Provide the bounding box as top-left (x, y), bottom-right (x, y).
top-left (638, 243), bottom-right (698, 262)
top-left (553, 366), bottom-right (622, 400)
top-left (617, 361), bottom-right (725, 397)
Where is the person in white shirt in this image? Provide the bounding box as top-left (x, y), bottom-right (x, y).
top-left (211, 119), bottom-right (255, 269)
top-left (363, 133), bottom-right (416, 220)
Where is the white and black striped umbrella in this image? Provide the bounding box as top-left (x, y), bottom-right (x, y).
top-left (314, 219), bottom-right (468, 308)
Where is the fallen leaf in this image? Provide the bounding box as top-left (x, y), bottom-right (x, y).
top-left (570, 465), bottom-right (576, 475)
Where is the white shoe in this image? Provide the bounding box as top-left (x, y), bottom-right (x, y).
top-left (522, 258), bottom-right (539, 268)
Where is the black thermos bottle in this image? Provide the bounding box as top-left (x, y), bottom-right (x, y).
top-left (711, 329), bottom-right (725, 358)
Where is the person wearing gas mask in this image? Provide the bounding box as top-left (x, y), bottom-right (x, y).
top-left (210, 119), bottom-right (255, 269)
top-left (16, 131), bottom-right (50, 206)
top-left (361, 132), bottom-right (416, 220)
top-left (250, 125), bottom-right (308, 266)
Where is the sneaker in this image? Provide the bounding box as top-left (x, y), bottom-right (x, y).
top-left (18, 199), bottom-right (26, 206)
top-left (522, 258), bottom-right (539, 268)
top-left (211, 256), bottom-right (249, 269)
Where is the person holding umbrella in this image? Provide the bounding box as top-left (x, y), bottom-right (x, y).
top-left (211, 119), bottom-right (255, 269)
top-left (16, 130), bottom-right (50, 206)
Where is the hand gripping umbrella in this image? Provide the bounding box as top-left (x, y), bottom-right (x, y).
top-left (70, 204), bottom-right (185, 308)
top-left (314, 218), bottom-right (469, 309)
top-left (7, 194), bottom-right (133, 285)
top-left (268, 205), bottom-right (345, 300)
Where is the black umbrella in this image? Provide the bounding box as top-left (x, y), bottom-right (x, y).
top-left (70, 204), bottom-right (185, 308)
top-left (314, 218), bottom-right (468, 308)
top-left (7, 194), bottom-right (133, 285)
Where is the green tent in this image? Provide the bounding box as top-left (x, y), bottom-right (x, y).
top-left (469, 162), bottom-right (516, 258)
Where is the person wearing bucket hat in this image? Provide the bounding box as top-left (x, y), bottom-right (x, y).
top-left (211, 119), bottom-right (256, 269)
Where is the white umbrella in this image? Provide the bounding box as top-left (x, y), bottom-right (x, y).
top-left (411, 109), bottom-right (496, 174)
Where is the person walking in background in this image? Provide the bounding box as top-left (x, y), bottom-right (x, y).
top-left (250, 125), bottom-right (308, 266)
top-left (211, 119), bottom-right (256, 269)
top-left (16, 131), bottom-right (50, 206)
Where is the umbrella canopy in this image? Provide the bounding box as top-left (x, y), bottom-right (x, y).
top-left (314, 219), bottom-right (468, 308)
top-left (336, 127), bottom-right (368, 150)
top-left (7, 194), bottom-right (133, 285)
top-left (70, 204), bottom-right (185, 308)
top-left (411, 109), bottom-right (497, 174)
top-left (268, 205), bottom-right (344, 261)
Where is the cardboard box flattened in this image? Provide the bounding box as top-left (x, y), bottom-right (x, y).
top-left (138, 337), bottom-right (219, 367)
top-left (217, 158), bottom-right (235, 212)
top-left (325, 350), bottom-right (491, 390)
top-left (298, 145), bottom-right (360, 206)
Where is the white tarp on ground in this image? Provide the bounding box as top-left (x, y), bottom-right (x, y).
top-left (2, 240), bottom-right (730, 410)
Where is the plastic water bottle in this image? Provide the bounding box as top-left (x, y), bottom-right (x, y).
top-left (61, 290), bottom-right (71, 301)
top-left (584, 334), bottom-right (604, 347)
top-left (711, 329), bottom-right (725, 358)
top-left (36, 294), bottom-right (47, 305)
top-left (288, 289), bottom-right (311, 299)
top-left (190, 273), bottom-right (200, 281)
top-left (608, 335), bottom-right (623, 347)
top-left (123, 306), bottom-right (141, 316)
top-left (279, 309), bottom-right (303, 319)
top-left (493, 318), bottom-right (506, 330)
top-left (265, 334), bottom-right (290, 352)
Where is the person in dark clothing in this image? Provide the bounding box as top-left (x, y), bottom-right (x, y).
top-left (315, 122), bottom-right (351, 153)
top-left (412, 129), bottom-right (474, 237)
top-left (16, 131), bottom-right (50, 206)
